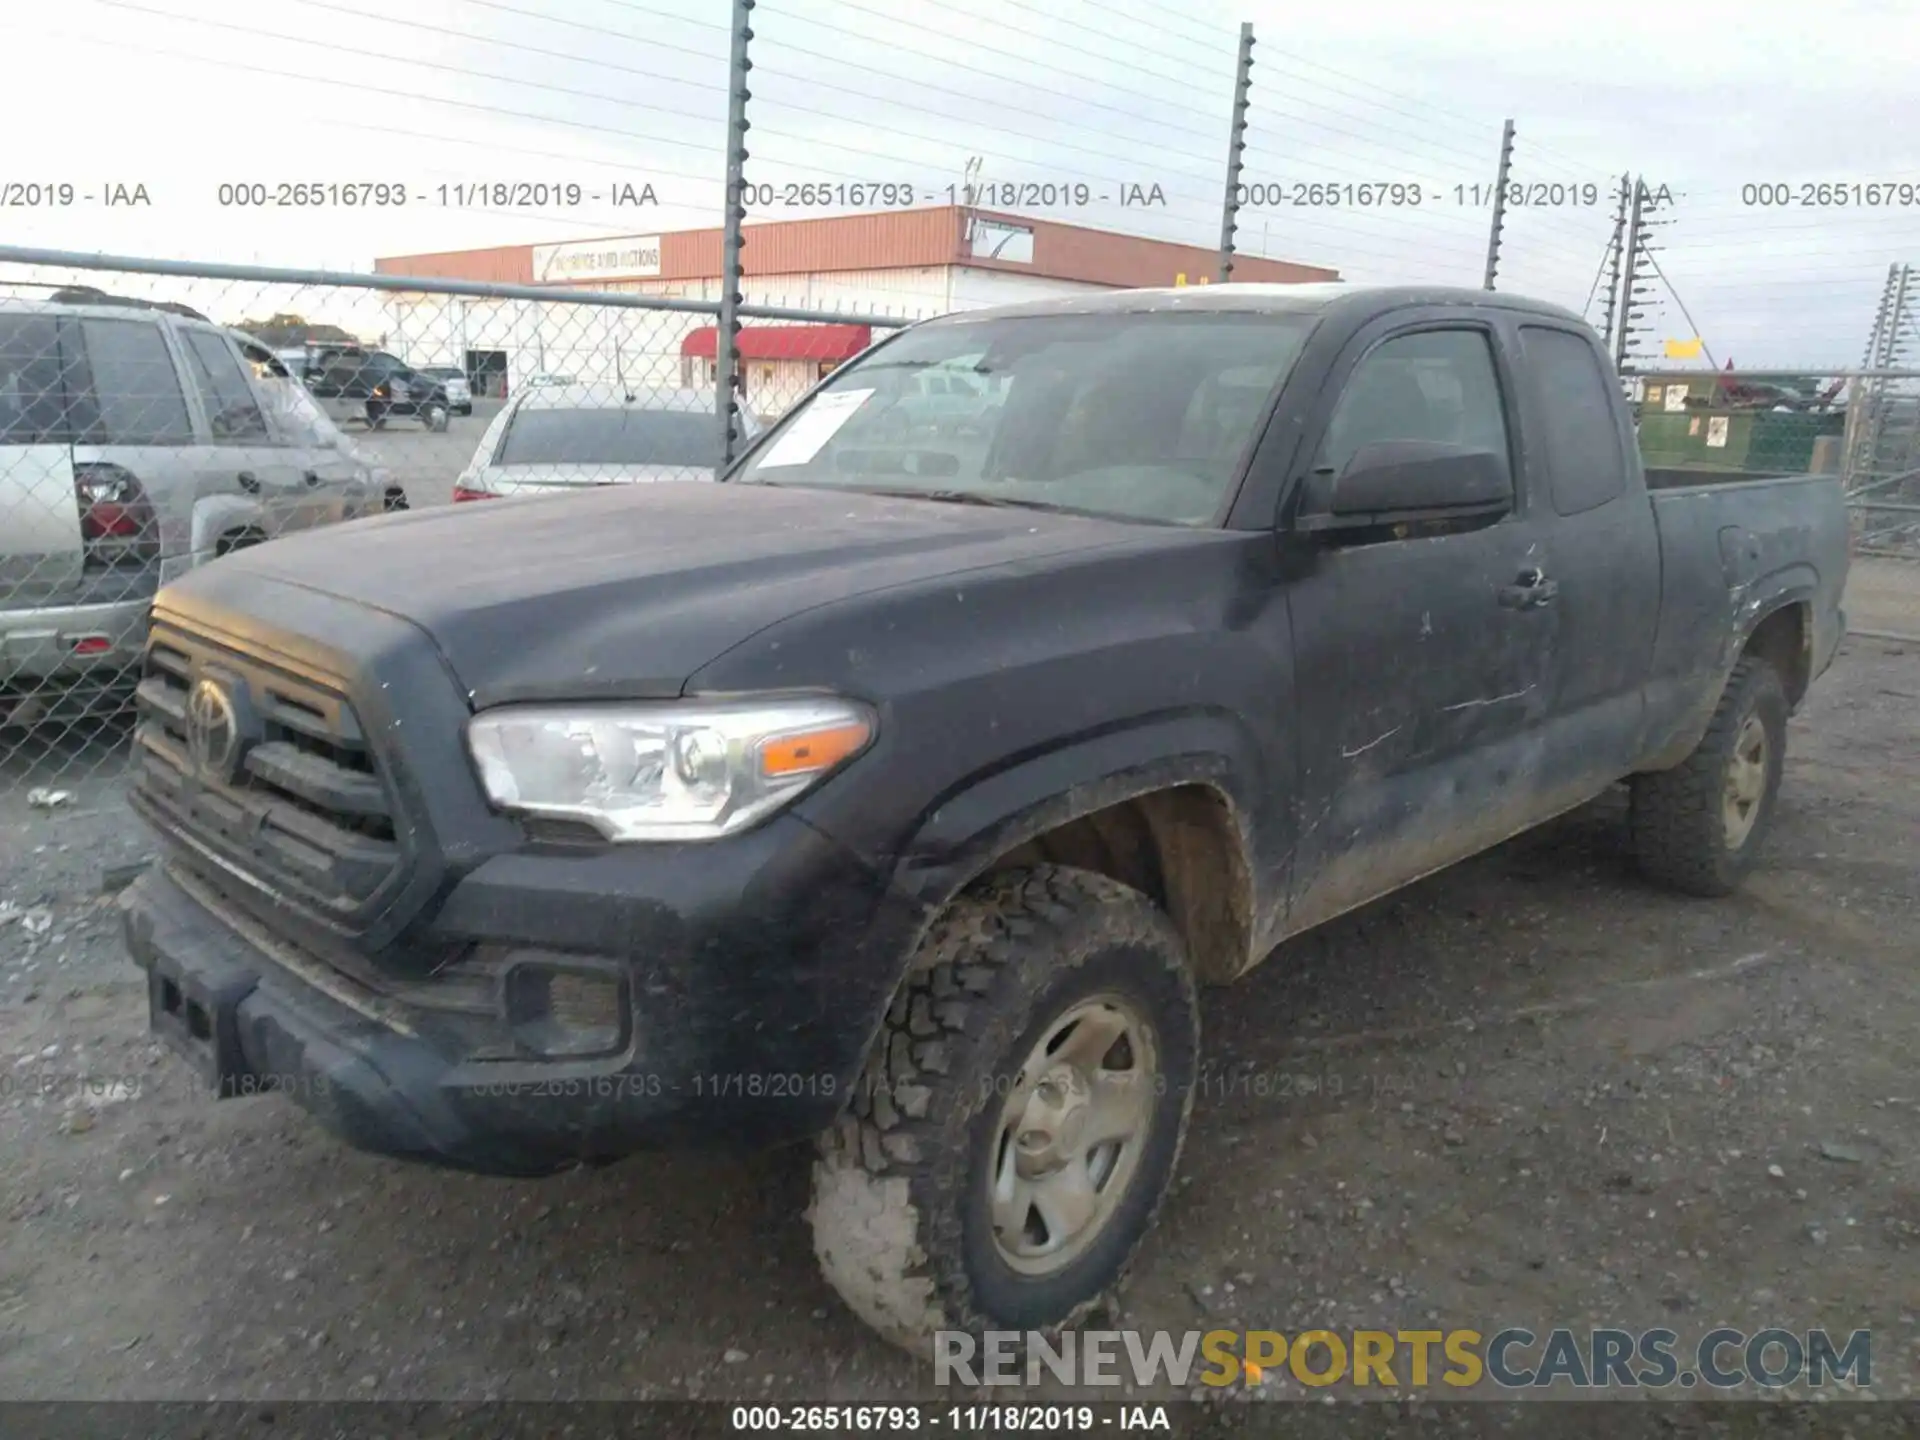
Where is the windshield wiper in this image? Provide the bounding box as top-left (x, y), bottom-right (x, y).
top-left (853, 486), bottom-right (1068, 512)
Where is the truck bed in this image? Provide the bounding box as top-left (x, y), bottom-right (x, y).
top-left (1638, 469), bottom-right (1850, 766)
top-left (1644, 465), bottom-right (1826, 491)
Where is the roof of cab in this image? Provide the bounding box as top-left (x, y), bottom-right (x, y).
top-left (920, 282), bottom-right (1589, 329)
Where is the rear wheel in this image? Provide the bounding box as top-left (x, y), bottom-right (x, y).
top-left (1630, 656), bottom-right (1788, 896)
top-left (382, 487), bottom-right (410, 513)
top-left (808, 865), bottom-right (1197, 1356)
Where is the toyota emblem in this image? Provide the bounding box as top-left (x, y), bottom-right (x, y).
top-left (185, 678), bottom-right (241, 782)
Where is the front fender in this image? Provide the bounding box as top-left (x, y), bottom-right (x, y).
top-left (814, 712), bottom-right (1272, 1102)
top-left (882, 710), bottom-right (1275, 980)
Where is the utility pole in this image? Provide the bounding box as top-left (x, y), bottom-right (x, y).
top-left (1482, 119), bottom-right (1515, 290)
top-left (717, 0), bottom-right (754, 466)
top-left (1596, 175), bottom-right (1629, 350)
top-left (1216, 23), bottom-right (1255, 283)
top-left (1613, 176), bottom-right (1656, 374)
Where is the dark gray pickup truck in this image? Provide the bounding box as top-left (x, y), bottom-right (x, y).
top-left (120, 284), bottom-right (1848, 1354)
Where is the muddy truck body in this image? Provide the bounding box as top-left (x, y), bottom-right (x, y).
top-left (121, 284), bottom-right (1848, 1352)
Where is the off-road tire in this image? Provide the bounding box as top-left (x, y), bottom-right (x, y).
top-left (808, 864), bottom-right (1198, 1357)
top-left (1630, 656), bottom-right (1788, 897)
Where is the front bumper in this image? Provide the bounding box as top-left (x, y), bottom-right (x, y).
top-left (123, 811), bottom-right (926, 1176)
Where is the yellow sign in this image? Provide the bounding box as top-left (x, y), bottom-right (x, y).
top-left (1664, 337), bottom-right (1704, 359)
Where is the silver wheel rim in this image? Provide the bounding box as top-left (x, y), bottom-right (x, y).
top-left (988, 994), bottom-right (1158, 1276)
top-left (1724, 713), bottom-right (1769, 849)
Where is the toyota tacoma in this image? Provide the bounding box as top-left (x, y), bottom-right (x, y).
top-left (121, 284), bottom-right (1849, 1354)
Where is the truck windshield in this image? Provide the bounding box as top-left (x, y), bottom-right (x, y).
top-left (730, 310), bottom-right (1315, 525)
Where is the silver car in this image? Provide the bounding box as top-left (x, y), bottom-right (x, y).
top-left (451, 383), bottom-right (755, 501)
top-left (1, 290), bottom-right (397, 727)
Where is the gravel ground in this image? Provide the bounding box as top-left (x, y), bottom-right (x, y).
top-left (0, 631), bottom-right (1915, 1406)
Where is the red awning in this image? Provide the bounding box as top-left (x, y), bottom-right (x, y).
top-left (680, 324), bottom-right (871, 361)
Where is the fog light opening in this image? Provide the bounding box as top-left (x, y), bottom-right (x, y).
top-left (502, 958), bottom-right (627, 1059)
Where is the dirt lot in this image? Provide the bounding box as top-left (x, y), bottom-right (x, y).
top-left (0, 622), bottom-right (1915, 1405)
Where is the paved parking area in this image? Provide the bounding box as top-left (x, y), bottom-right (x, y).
top-left (348, 397), bottom-right (501, 510)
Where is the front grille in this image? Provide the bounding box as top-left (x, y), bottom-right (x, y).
top-left (132, 622), bottom-right (404, 922)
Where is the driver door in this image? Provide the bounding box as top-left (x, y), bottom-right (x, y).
top-left (1281, 318), bottom-right (1559, 935)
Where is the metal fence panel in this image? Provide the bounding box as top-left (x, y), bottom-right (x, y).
top-left (0, 251), bottom-right (914, 792)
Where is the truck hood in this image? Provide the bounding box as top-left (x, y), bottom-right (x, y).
top-left (182, 480), bottom-right (1146, 706)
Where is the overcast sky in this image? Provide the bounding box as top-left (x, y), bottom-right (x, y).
top-left (5, 0), bottom-right (1916, 365)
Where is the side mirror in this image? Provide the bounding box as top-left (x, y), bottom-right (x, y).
top-left (1303, 440), bottom-right (1511, 532)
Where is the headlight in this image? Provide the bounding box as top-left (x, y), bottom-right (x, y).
top-left (466, 696), bottom-right (875, 841)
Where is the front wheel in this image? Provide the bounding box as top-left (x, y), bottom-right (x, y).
top-left (809, 865), bottom-right (1198, 1356)
top-left (1630, 655), bottom-right (1788, 896)
top-left (423, 402), bottom-right (451, 433)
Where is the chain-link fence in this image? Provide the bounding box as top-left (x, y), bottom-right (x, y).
top-left (0, 251), bottom-right (913, 790)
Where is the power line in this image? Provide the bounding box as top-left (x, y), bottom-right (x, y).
top-left (592, 0), bottom-right (727, 30)
top-left (773, 6), bottom-right (1226, 142)
top-left (744, 30), bottom-right (1235, 176)
top-left (459, 0), bottom-right (722, 67)
top-left (745, 69), bottom-right (1223, 186)
top-left (91, 0), bottom-right (720, 131)
top-left (1003, 0), bottom-right (1234, 64)
top-left (286, 0), bottom-right (725, 94)
top-left (36, 22), bottom-right (725, 174)
top-left (901, 0), bottom-right (1240, 102)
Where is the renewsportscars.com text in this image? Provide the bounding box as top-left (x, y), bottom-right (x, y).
top-left (935, 1327), bottom-right (1872, 1390)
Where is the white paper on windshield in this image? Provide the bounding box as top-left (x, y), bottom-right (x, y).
top-left (755, 388), bottom-right (874, 468)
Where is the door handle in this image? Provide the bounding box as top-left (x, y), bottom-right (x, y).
top-left (1497, 567), bottom-right (1559, 609)
top-left (236, 471), bottom-right (259, 494)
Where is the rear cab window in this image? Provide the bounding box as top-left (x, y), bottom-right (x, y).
top-left (1519, 325), bottom-right (1629, 516)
